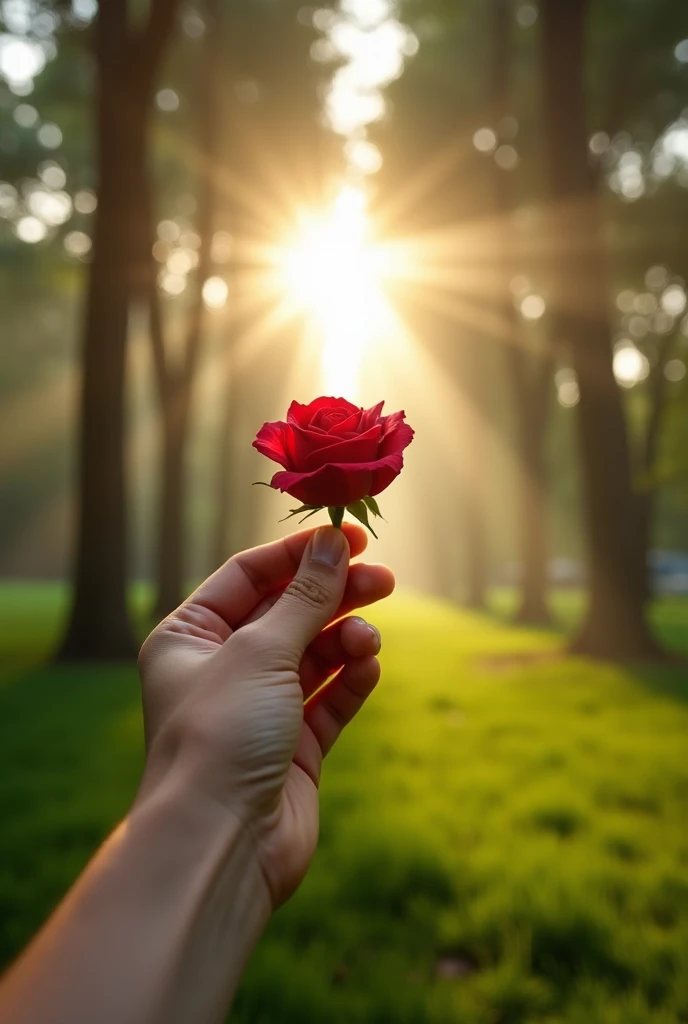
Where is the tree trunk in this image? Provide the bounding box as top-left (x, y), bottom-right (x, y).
top-left (150, 0), bottom-right (221, 617)
top-left (490, 0), bottom-right (552, 625)
top-left (154, 381), bottom-right (190, 617)
top-left (462, 341), bottom-right (489, 609)
top-left (637, 332), bottom-right (677, 603)
top-left (211, 341), bottom-right (238, 570)
top-left (540, 0), bottom-right (660, 658)
top-left (513, 390), bottom-right (552, 624)
top-left (57, 67), bottom-right (143, 660)
top-left (57, 0), bottom-right (179, 659)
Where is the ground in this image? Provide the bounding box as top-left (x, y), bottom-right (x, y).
top-left (1, 584), bottom-right (687, 1023)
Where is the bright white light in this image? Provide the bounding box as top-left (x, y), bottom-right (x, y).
top-left (281, 186), bottom-right (387, 396)
top-left (37, 122), bottom-right (62, 148)
top-left (675, 40), bottom-right (688, 63)
top-left (326, 71), bottom-right (385, 135)
top-left (202, 276), bottom-right (229, 309)
top-left (28, 189), bottom-right (72, 225)
top-left (64, 230), bottom-right (91, 256)
top-left (156, 88), bottom-right (179, 112)
top-left (341, 0), bottom-right (394, 30)
top-left (323, 7), bottom-right (412, 139)
top-left (72, 0), bottom-right (97, 22)
top-left (160, 272), bottom-right (186, 296)
top-left (15, 216), bottom-right (47, 243)
top-left (473, 127), bottom-right (496, 153)
top-left (345, 138), bottom-right (383, 174)
top-left (662, 125), bottom-right (688, 163)
top-left (665, 359), bottom-right (686, 382)
top-left (616, 152), bottom-right (645, 200)
top-left (0, 36), bottom-right (46, 86)
top-left (558, 381), bottom-right (579, 407)
top-left (520, 294), bottom-right (546, 320)
top-left (330, 20), bottom-right (405, 86)
top-left (661, 284), bottom-right (686, 317)
top-left (167, 248), bottom-right (197, 274)
top-left (74, 189), bottom-right (97, 214)
top-left (13, 102), bottom-right (38, 127)
top-left (613, 343), bottom-right (649, 388)
top-left (39, 162), bottom-right (66, 189)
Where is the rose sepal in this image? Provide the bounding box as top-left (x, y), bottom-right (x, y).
top-left (279, 503), bottom-right (325, 524)
top-left (344, 500), bottom-right (378, 538)
top-left (363, 495), bottom-right (385, 520)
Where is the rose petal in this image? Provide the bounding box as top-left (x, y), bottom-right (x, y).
top-left (379, 411), bottom-right (415, 459)
top-left (359, 401), bottom-right (385, 432)
top-left (252, 420), bottom-right (293, 469)
top-left (288, 396), bottom-right (358, 429)
top-left (270, 452), bottom-right (404, 507)
top-left (327, 409), bottom-right (365, 436)
top-left (302, 423), bottom-right (382, 472)
top-left (290, 422), bottom-right (348, 465)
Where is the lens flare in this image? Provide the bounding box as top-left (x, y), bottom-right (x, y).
top-left (280, 186), bottom-right (391, 397)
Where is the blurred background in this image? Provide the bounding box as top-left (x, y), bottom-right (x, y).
top-left (2, 0), bottom-right (688, 1020)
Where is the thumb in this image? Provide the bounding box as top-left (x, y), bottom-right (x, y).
top-left (260, 526), bottom-right (350, 659)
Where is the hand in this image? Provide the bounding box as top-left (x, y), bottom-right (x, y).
top-left (137, 524), bottom-right (394, 908)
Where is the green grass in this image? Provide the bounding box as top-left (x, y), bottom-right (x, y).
top-left (1, 585), bottom-right (688, 1023)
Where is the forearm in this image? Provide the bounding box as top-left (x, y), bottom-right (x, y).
top-left (0, 775), bottom-right (271, 1024)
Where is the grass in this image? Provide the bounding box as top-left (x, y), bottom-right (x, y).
top-left (1, 584), bottom-right (688, 1022)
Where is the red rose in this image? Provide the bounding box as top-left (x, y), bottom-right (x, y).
top-left (253, 397), bottom-right (414, 508)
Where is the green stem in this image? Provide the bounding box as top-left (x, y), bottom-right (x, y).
top-left (328, 506), bottom-right (345, 529)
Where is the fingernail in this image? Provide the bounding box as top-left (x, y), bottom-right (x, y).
top-left (367, 623), bottom-right (382, 649)
top-left (352, 617), bottom-right (381, 649)
top-left (310, 526), bottom-right (347, 567)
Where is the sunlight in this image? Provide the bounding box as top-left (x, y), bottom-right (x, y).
top-left (280, 186), bottom-right (391, 397)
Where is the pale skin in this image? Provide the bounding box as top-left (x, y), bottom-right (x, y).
top-left (0, 523), bottom-right (394, 1024)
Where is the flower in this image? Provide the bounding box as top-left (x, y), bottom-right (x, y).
top-left (253, 397), bottom-right (414, 533)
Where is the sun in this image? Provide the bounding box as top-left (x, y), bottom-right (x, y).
top-left (280, 186), bottom-right (391, 397)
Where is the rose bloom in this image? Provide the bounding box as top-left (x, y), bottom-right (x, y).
top-left (253, 397), bottom-right (414, 507)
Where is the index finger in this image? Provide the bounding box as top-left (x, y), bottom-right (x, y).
top-left (186, 522), bottom-right (368, 629)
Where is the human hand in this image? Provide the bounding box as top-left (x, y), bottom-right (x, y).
top-left (137, 524), bottom-right (394, 908)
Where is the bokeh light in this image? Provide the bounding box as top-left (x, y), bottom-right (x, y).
top-left (202, 276), bottom-right (229, 309)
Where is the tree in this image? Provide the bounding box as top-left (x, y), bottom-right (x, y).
top-left (539, 0), bottom-right (660, 657)
top-left (58, 0), bottom-right (180, 659)
top-left (143, 0), bottom-right (221, 618)
top-left (489, 0), bottom-right (553, 625)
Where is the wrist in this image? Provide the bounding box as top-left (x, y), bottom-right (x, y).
top-left (127, 776), bottom-right (272, 1019)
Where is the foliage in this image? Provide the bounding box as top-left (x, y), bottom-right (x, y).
top-left (1, 585), bottom-right (687, 1021)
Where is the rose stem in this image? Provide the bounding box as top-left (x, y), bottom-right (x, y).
top-left (328, 506), bottom-right (345, 529)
